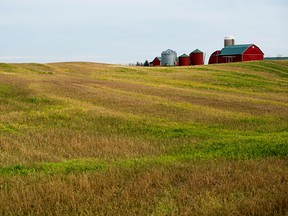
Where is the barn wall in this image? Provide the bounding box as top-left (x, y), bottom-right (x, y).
top-left (208, 50), bottom-right (221, 64)
top-left (228, 55), bottom-right (242, 63)
top-left (243, 54), bottom-right (264, 62)
top-left (243, 45), bottom-right (264, 62)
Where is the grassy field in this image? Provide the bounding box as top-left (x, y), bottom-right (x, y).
top-left (0, 60), bottom-right (287, 215)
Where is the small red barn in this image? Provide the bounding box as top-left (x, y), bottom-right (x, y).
top-left (150, 57), bottom-right (161, 66)
top-left (209, 44), bottom-right (264, 64)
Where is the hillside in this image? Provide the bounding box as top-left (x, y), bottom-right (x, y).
top-left (0, 61), bottom-right (287, 215)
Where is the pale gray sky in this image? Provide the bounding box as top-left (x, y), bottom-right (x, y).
top-left (0, 0), bottom-right (287, 64)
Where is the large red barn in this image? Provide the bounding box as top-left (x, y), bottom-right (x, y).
top-left (209, 44), bottom-right (264, 64)
top-left (208, 50), bottom-right (221, 64)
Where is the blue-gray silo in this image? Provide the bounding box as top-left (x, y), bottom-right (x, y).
top-left (161, 49), bottom-right (177, 66)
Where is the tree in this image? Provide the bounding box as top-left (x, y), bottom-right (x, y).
top-left (144, 60), bottom-right (149, 66)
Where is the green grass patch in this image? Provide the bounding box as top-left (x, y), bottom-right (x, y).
top-left (0, 123), bottom-right (21, 134)
top-left (0, 129), bottom-right (286, 176)
top-left (0, 159), bottom-right (108, 176)
top-left (0, 63), bottom-right (19, 73)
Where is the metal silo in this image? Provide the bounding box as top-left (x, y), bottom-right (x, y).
top-left (179, 54), bottom-right (190, 66)
top-left (161, 49), bottom-right (177, 66)
top-left (190, 49), bottom-right (204, 65)
top-left (224, 35), bottom-right (235, 47)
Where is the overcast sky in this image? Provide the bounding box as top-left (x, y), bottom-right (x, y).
top-left (0, 0), bottom-right (287, 64)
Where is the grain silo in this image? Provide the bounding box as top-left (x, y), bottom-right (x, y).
top-left (190, 49), bottom-right (204, 65)
top-left (161, 49), bottom-right (177, 66)
top-left (179, 54), bottom-right (190, 66)
top-left (224, 35), bottom-right (235, 47)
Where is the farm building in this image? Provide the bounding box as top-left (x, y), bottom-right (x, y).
top-left (209, 36), bottom-right (264, 64)
top-left (147, 36), bottom-right (265, 66)
top-left (190, 49), bottom-right (204, 65)
top-left (208, 50), bottom-right (221, 64)
top-left (150, 57), bottom-right (161, 66)
top-left (179, 54), bottom-right (190, 66)
top-left (151, 49), bottom-right (205, 67)
top-left (161, 49), bottom-right (177, 66)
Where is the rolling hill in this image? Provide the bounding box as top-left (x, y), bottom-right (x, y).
top-left (0, 61), bottom-right (287, 215)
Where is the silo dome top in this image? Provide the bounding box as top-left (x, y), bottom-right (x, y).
top-left (224, 35), bottom-right (235, 40)
top-left (162, 49), bottom-right (177, 54)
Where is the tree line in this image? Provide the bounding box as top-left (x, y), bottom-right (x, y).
top-left (136, 60), bottom-right (149, 66)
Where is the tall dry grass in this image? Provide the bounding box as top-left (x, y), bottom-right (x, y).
top-left (0, 158), bottom-right (287, 215)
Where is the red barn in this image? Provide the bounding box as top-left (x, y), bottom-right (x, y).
top-left (209, 44), bottom-right (264, 64)
top-left (208, 50), bottom-right (221, 64)
top-left (150, 57), bottom-right (161, 66)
